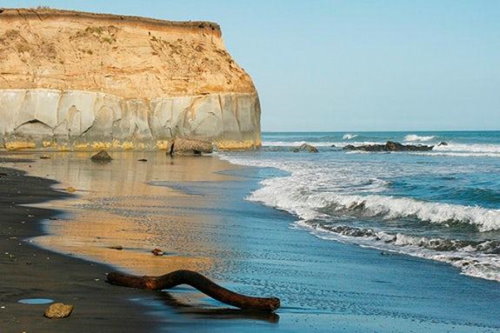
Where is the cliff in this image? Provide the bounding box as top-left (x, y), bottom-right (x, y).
top-left (0, 8), bottom-right (261, 150)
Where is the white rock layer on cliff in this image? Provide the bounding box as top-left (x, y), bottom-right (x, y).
top-left (0, 89), bottom-right (260, 150)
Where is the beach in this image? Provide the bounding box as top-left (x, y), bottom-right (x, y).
top-left (0, 160), bottom-right (156, 332)
top-left (0, 147), bottom-right (499, 332)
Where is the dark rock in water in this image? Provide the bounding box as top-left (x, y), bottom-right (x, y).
top-left (292, 143), bottom-right (319, 153)
top-left (438, 141), bottom-right (448, 146)
top-left (331, 144), bottom-right (336, 147)
top-left (44, 303), bottom-right (73, 319)
top-left (172, 138), bottom-right (213, 155)
top-left (343, 144), bottom-right (355, 150)
top-left (91, 150), bottom-right (112, 162)
top-left (343, 141), bottom-right (433, 152)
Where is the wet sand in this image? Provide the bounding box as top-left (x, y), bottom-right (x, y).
top-left (1, 152), bottom-right (499, 332)
top-left (0, 161), bottom-right (156, 332)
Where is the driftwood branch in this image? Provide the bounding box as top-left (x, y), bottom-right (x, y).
top-left (106, 269), bottom-right (280, 312)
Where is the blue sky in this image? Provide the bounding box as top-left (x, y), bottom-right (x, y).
top-left (4, 0), bottom-right (500, 131)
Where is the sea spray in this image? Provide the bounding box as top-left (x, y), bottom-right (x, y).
top-left (219, 131), bottom-right (500, 282)
top-left (404, 134), bottom-right (436, 142)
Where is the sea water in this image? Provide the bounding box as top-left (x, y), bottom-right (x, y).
top-left (219, 131), bottom-right (500, 282)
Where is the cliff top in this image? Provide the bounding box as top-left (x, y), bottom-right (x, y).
top-left (0, 8), bottom-right (221, 35)
top-left (0, 7), bottom-right (255, 99)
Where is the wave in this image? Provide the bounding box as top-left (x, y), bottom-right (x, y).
top-left (414, 143), bottom-right (500, 158)
top-left (433, 143), bottom-right (500, 154)
top-left (229, 153), bottom-right (495, 231)
top-left (262, 141), bottom-right (385, 148)
top-left (296, 221), bottom-right (500, 281)
top-left (218, 147), bottom-right (500, 281)
top-left (262, 141), bottom-right (336, 147)
top-left (343, 133), bottom-right (358, 140)
top-left (411, 152), bottom-right (500, 158)
top-left (404, 134), bottom-right (435, 142)
top-left (220, 154), bottom-right (500, 232)
top-left (249, 176), bottom-right (500, 232)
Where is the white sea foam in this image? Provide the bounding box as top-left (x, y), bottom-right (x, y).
top-left (218, 147), bottom-right (500, 281)
top-left (343, 133), bottom-right (358, 140)
top-left (416, 142), bottom-right (500, 158)
top-left (433, 143), bottom-right (500, 153)
top-left (249, 177), bottom-right (500, 232)
top-left (404, 134), bottom-right (435, 142)
top-left (411, 152), bottom-right (500, 158)
top-left (220, 154), bottom-right (500, 232)
top-left (296, 221), bottom-right (500, 281)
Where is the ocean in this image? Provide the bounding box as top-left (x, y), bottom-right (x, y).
top-left (219, 131), bottom-right (500, 282)
top-left (4, 134), bottom-right (498, 331)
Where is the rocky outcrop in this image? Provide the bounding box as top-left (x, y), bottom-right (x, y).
top-left (0, 9), bottom-right (261, 150)
top-left (171, 138), bottom-right (213, 155)
top-left (343, 141), bottom-right (433, 152)
top-left (292, 143), bottom-right (319, 153)
top-left (91, 150), bottom-right (112, 162)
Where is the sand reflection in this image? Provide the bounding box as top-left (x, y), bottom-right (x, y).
top-left (4, 151), bottom-right (239, 276)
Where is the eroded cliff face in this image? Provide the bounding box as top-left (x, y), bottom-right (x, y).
top-left (0, 8), bottom-right (261, 150)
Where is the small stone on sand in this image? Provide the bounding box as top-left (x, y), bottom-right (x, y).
top-left (66, 187), bottom-right (76, 193)
top-left (152, 248), bottom-right (164, 256)
top-left (44, 303), bottom-right (73, 319)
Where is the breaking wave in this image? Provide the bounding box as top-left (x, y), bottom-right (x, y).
top-left (219, 150), bottom-right (500, 281)
top-left (249, 177), bottom-right (500, 232)
top-left (418, 143), bottom-right (500, 158)
top-left (411, 152), bottom-right (500, 158)
top-left (343, 133), bottom-right (358, 140)
top-left (433, 143), bottom-right (500, 153)
top-left (404, 134), bottom-right (436, 142)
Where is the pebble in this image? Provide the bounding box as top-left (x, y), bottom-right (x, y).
top-left (151, 248), bottom-right (164, 256)
top-left (44, 303), bottom-right (74, 319)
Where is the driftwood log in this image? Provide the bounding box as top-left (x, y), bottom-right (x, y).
top-left (107, 269), bottom-right (280, 312)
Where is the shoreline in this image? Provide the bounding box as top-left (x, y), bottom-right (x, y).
top-left (0, 162), bottom-right (158, 331)
top-left (1, 151), bottom-right (499, 332)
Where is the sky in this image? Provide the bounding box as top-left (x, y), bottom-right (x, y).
top-left (3, 0), bottom-right (500, 131)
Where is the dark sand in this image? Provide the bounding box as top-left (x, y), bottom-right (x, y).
top-left (0, 162), bottom-right (157, 332)
top-left (1, 152), bottom-right (499, 332)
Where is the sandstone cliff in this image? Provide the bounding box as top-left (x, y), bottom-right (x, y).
top-left (0, 8), bottom-right (261, 150)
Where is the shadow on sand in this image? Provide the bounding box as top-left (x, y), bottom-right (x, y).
top-left (156, 291), bottom-right (280, 324)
